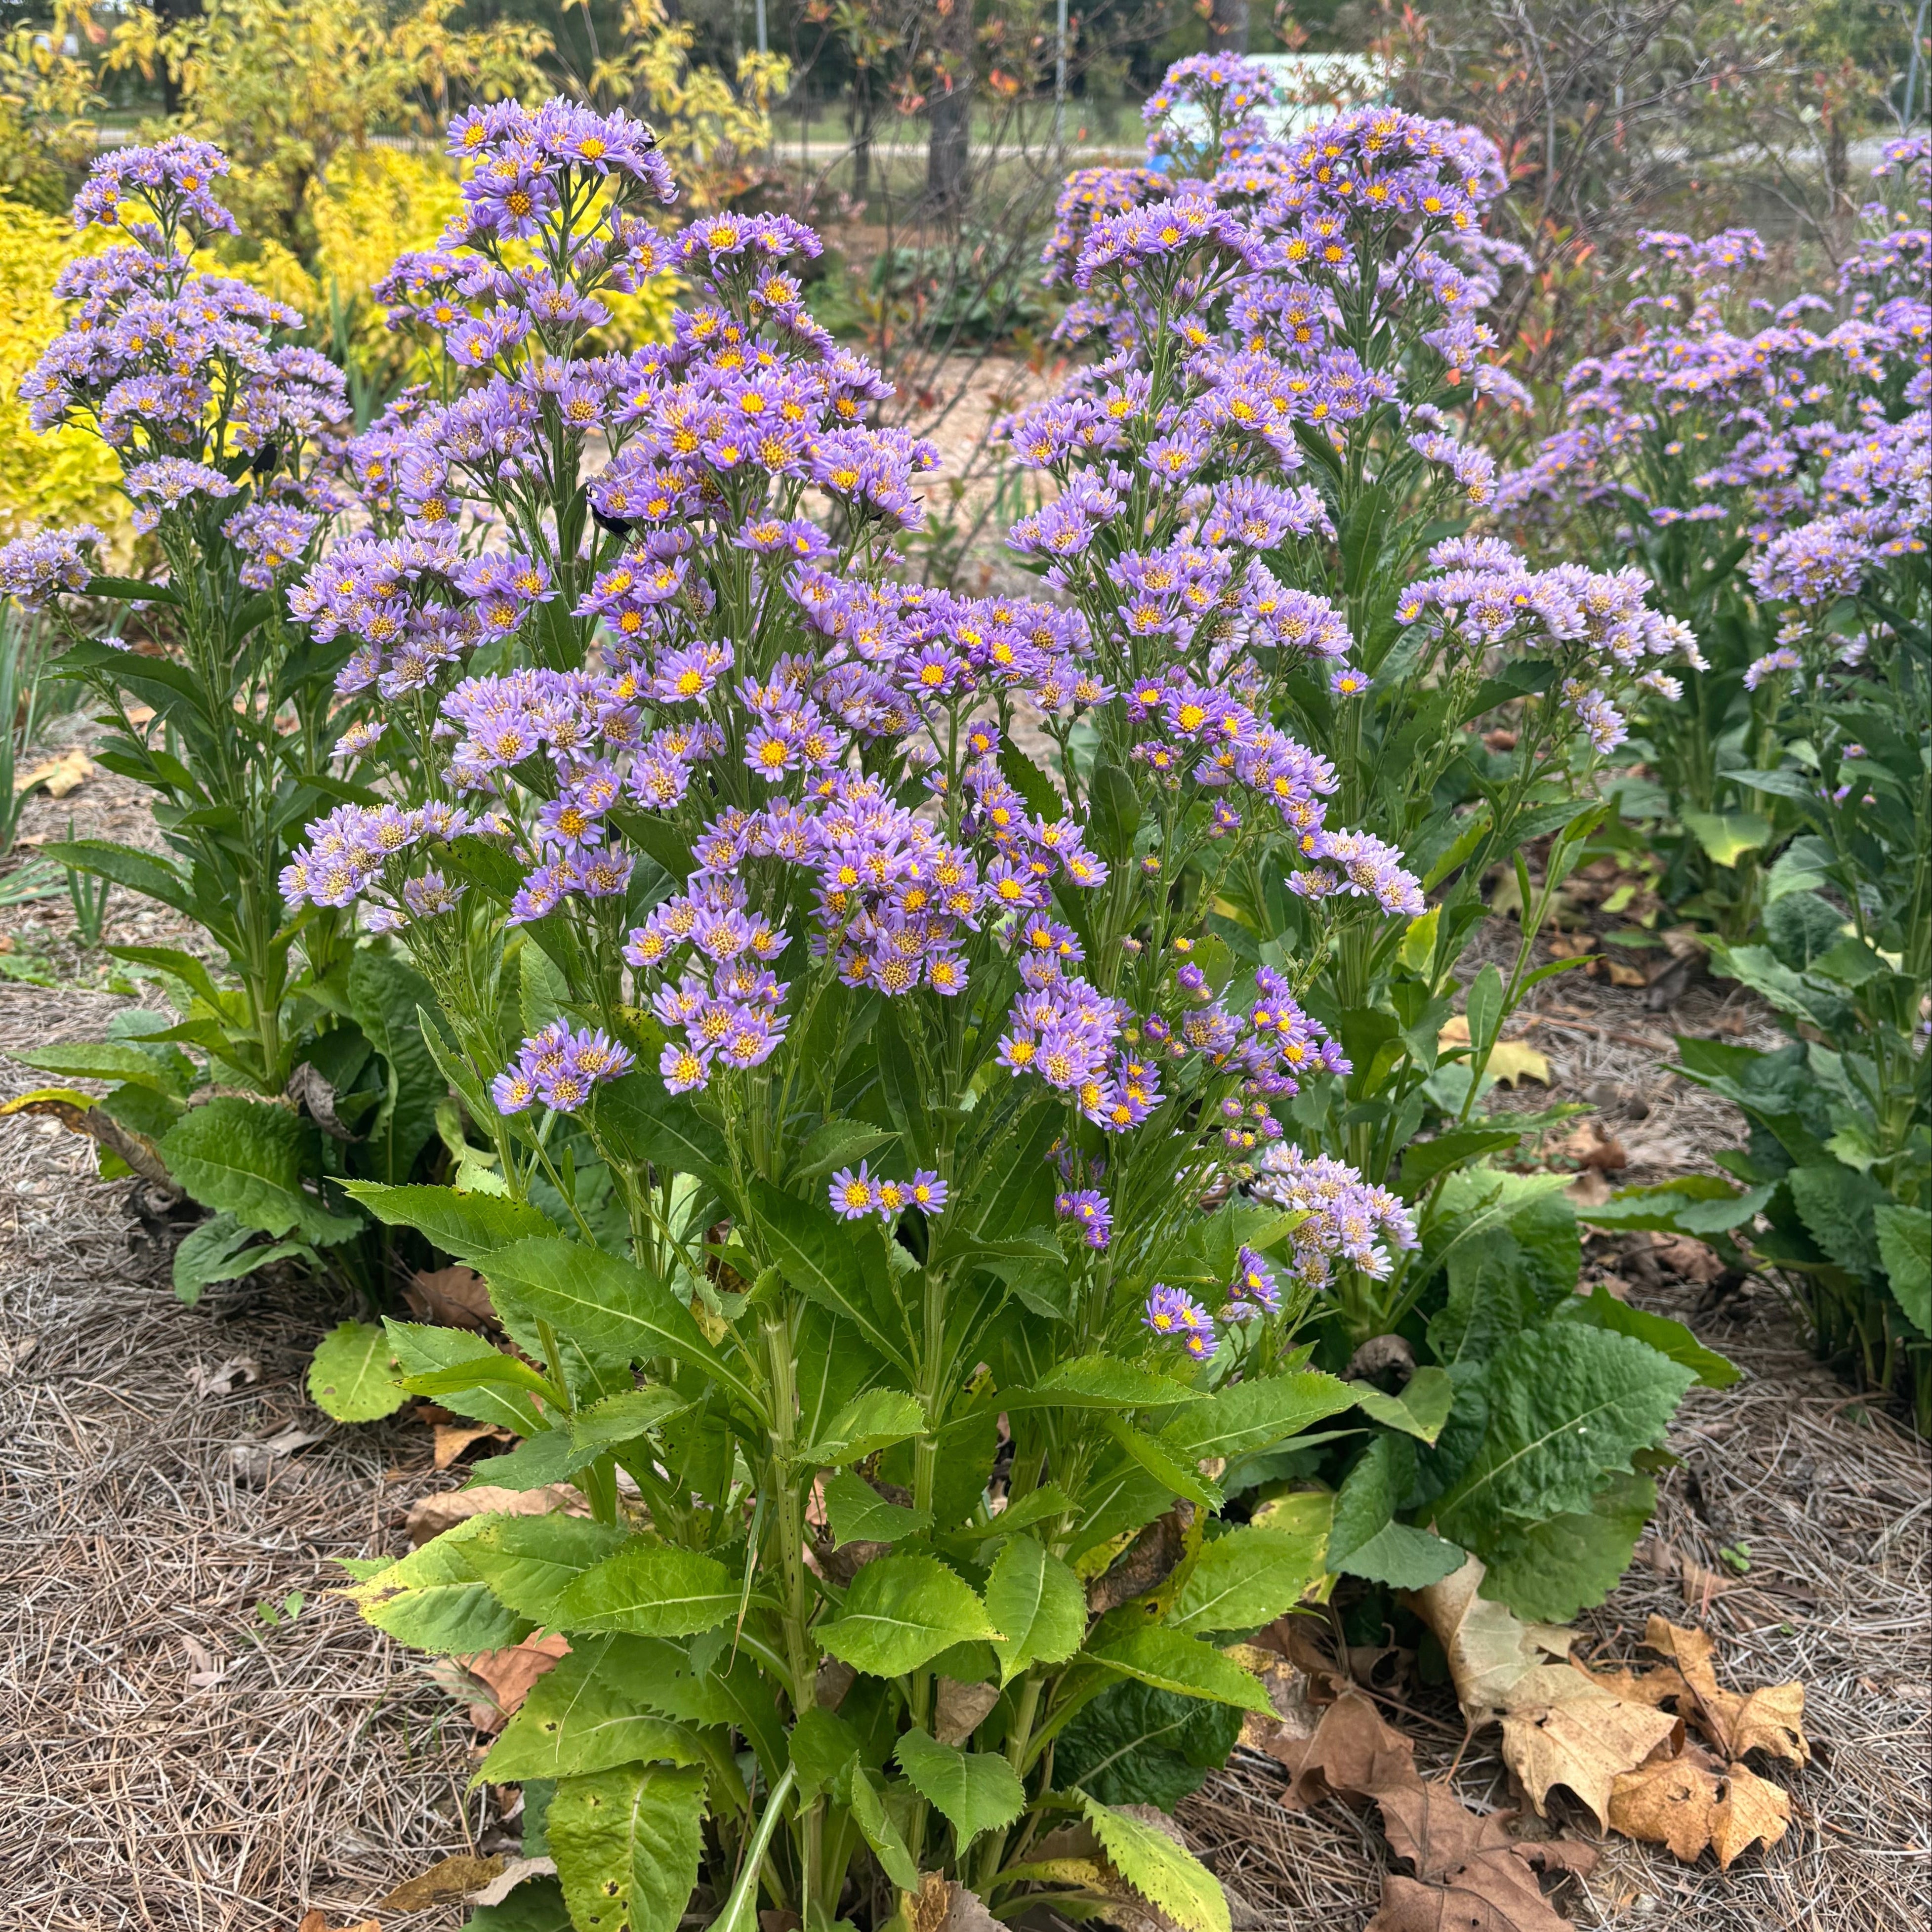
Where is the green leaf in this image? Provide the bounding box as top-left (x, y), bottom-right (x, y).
top-left (997, 740), bottom-right (1063, 822)
top-left (1681, 810), bottom-right (1772, 868)
top-left (41, 837), bottom-right (194, 916)
top-left (548, 1763), bottom-right (706, 1932)
top-left (789, 1118), bottom-right (897, 1185)
top-left (1478, 1470), bottom-right (1657, 1623)
top-left (1156, 1370), bottom-right (1356, 1464)
top-left (85, 573), bottom-right (180, 605)
top-left (13, 1038), bottom-right (196, 1096)
top-left (1169, 1523), bottom-right (1330, 1634)
top-left (550, 1541), bottom-right (739, 1638)
top-left (401, 1348), bottom-right (559, 1408)
top-left (344, 1518), bottom-right (527, 1653)
top-left (894, 1728), bottom-right (1025, 1846)
top-left (470, 1388), bottom-right (691, 1491)
top-left (816, 1554), bottom-right (997, 1677)
top-left (346, 946), bottom-right (441, 1185)
top-left (1348, 1366), bottom-right (1455, 1442)
top-left (1327, 1436), bottom-right (1465, 1589)
top-left (1084, 1624), bottom-right (1271, 1714)
top-left (481, 1237), bottom-right (761, 1415)
top-left (1436, 1326), bottom-right (1695, 1544)
top-left (1087, 758), bottom-right (1143, 864)
top-left (591, 1069), bottom-right (731, 1191)
top-left (1005, 1355), bottom-right (1205, 1411)
top-left (104, 942), bottom-right (222, 1006)
top-left (1787, 1163), bottom-right (1887, 1281)
top-left (386, 1320), bottom-right (547, 1435)
top-left (1465, 964), bottom-right (1503, 1052)
top-left (846, 1768), bottom-right (919, 1891)
top-left (985, 1535), bottom-right (1086, 1685)
top-left (1398, 1127), bottom-right (1525, 1196)
top-left (343, 1181), bottom-right (561, 1259)
top-left (465, 1876), bottom-right (572, 1931)
top-left (750, 1177), bottom-right (907, 1372)
top-left (162, 1097), bottom-right (362, 1244)
top-left (800, 1388), bottom-right (926, 1468)
top-left (823, 1470), bottom-right (932, 1548)
top-left (171, 1212), bottom-right (305, 1305)
top-left (1053, 1680), bottom-right (1241, 1809)
top-left (1875, 1202), bottom-right (1932, 1336)
top-left (1078, 1793), bottom-right (1230, 1932)
top-left (464, 1515), bottom-right (632, 1619)
top-left (1101, 1415), bottom-right (1222, 1511)
top-left (307, 1319), bottom-right (406, 1422)
top-left (483, 1644), bottom-right (702, 1782)
top-left (1564, 1286), bottom-right (1740, 1388)
top-left (1582, 1176), bottom-right (1774, 1237)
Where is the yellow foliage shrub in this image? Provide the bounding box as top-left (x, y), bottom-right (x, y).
top-left (0, 195), bottom-right (123, 541)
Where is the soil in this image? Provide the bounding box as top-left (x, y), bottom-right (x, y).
top-left (0, 751), bottom-right (1926, 1932)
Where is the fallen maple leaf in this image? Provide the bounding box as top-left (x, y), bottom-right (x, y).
top-left (405, 1263), bottom-right (495, 1329)
top-left (1436, 1018), bottom-right (1551, 1089)
top-left (1366, 1845), bottom-right (1589, 1932)
top-left (1607, 1743), bottom-right (1790, 1870)
top-left (1414, 1561), bottom-right (1677, 1829)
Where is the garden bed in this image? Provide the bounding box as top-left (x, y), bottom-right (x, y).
top-left (3, 959), bottom-right (1924, 1932)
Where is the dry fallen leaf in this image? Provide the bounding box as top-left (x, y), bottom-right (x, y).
top-left (190, 1355), bottom-right (261, 1399)
top-left (378, 1852), bottom-right (506, 1910)
top-left (294, 1913), bottom-right (378, 1932)
top-left (1637, 1618), bottom-right (1809, 1766)
top-left (1366, 1848), bottom-right (1586, 1932)
top-left (13, 747), bottom-right (93, 798)
top-left (1437, 1018), bottom-right (1551, 1088)
top-left (1269, 1685), bottom-right (1416, 1810)
top-left (907, 1873), bottom-right (1003, 1932)
top-left (404, 1264), bottom-right (495, 1330)
top-left (1607, 1744), bottom-right (1790, 1870)
top-left (182, 1634), bottom-right (227, 1691)
top-left (452, 1629), bottom-right (573, 1731)
top-left (433, 1421), bottom-right (509, 1470)
top-left (1414, 1561), bottom-right (1678, 1830)
top-left (1560, 1120), bottom-right (1627, 1172)
top-left (1603, 957), bottom-right (1649, 988)
top-left (1652, 1235), bottom-right (1727, 1285)
top-left (468, 1856), bottom-right (558, 1907)
top-left (405, 1483), bottom-right (588, 1545)
top-left (935, 1676), bottom-right (1001, 1747)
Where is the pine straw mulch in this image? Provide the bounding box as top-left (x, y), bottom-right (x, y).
top-left (0, 949), bottom-right (1927, 1930)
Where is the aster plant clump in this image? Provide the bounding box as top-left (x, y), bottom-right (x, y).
top-left (1495, 137), bottom-right (1931, 928)
top-left (298, 75), bottom-right (1726, 1931)
top-left (0, 137), bottom-right (454, 1306)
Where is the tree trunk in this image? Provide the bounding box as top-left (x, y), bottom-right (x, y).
top-left (1209, 0), bottom-right (1249, 54)
top-left (924, 0), bottom-right (973, 217)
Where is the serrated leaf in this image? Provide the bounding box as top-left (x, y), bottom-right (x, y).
top-left (788, 1704), bottom-right (862, 1802)
top-left (548, 1762), bottom-right (706, 1932)
top-left (801, 1387), bottom-right (926, 1467)
top-left (1053, 1679), bottom-right (1242, 1809)
top-left (1787, 1163), bottom-right (1886, 1281)
top-left (986, 1535), bottom-right (1086, 1685)
top-left (1875, 1202), bottom-right (1931, 1336)
top-left (1437, 1326), bottom-right (1695, 1549)
top-left (465, 1515), bottom-right (632, 1619)
top-left (344, 1517), bottom-right (526, 1653)
top-left (823, 1470), bottom-right (932, 1547)
top-left (894, 1727), bottom-right (1025, 1845)
top-left (1006, 1355), bottom-right (1206, 1411)
top-left (816, 1554), bottom-right (997, 1677)
top-left (483, 1643), bottom-right (702, 1781)
top-left (171, 1212), bottom-right (305, 1304)
top-left (1327, 1436), bottom-right (1465, 1590)
top-left (345, 1181), bottom-right (561, 1259)
top-left (1078, 1793), bottom-right (1230, 1932)
top-left (1084, 1623), bottom-right (1271, 1714)
top-left (846, 1768), bottom-right (920, 1891)
top-left (1169, 1522), bottom-right (1331, 1634)
top-left (1101, 1414), bottom-right (1222, 1510)
top-left (162, 1097), bottom-right (362, 1245)
top-left (1156, 1369), bottom-right (1356, 1464)
top-left (1348, 1365), bottom-right (1455, 1442)
top-left (1564, 1286), bottom-right (1740, 1388)
top-left (307, 1319), bottom-right (406, 1422)
top-left (385, 1319), bottom-right (546, 1435)
top-left (550, 1541), bottom-right (738, 1637)
top-left (1478, 1470), bottom-right (1657, 1623)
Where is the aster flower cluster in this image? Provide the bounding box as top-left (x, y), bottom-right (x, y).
top-left (1394, 535), bottom-right (1698, 754)
top-left (828, 1163), bottom-right (947, 1222)
top-left (1252, 1143), bottom-right (1418, 1289)
top-left (0, 525), bottom-right (106, 609)
top-left (1140, 1241), bottom-right (1287, 1363)
top-left (492, 1023), bottom-right (636, 1115)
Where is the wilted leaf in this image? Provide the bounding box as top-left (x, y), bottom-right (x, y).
top-left (406, 1483), bottom-right (588, 1547)
top-left (434, 1420), bottom-right (510, 1469)
top-left (379, 1853), bottom-right (508, 1910)
top-left (14, 747), bottom-right (94, 798)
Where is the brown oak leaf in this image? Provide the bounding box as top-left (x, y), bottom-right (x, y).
top-left (1607, 1744), bottom-right (1790, 1870)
